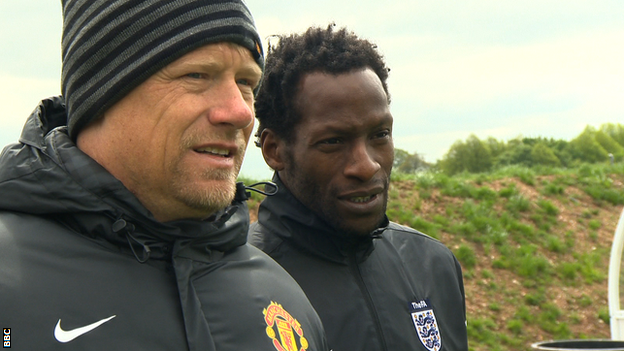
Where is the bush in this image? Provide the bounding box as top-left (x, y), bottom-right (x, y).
top-left (506, 195), bottom-right (531, 214)
top-left (498, 184), bottom-right (518, 198)
top-left (475, 186), bottom-right (497, 200)
top-left (600, 123), bottom-right (624, 148)
top-left (531, 142), bottom-right (561, 166)
top-left (577, 251), bottom-right (607, 283)
top-left (440, 179), bottom-right (477, 198)
top-left (595, 130), bottom-right (624, 160)
top-left (598, 308), bottom-right (610, 325)
top-left (451, 222), bottom-right (477, 238)
top-left (588, 219), bottom-right (602, 230)
top-left (466, 317), bottom-right (498, 345)
top-left (409, 216), bottom-right (440, 239)
top-left (537, 199), bottom-right (560, 217)
top-left (567, 126), bottom-right (610, 163)
top-left (538, 303), bottom-right (563, 332)
top-left (495, 143), bottom-right (533, 168)
top-left (507, 319), bottom-right (524, 335)
top-left (525, 290), bottom-right (547, 306)
top-left (504, 219), bottom-right (536, 242)
top-left (517, 253), bottom-right (551, 278)
top-left (439, 134), bottom-right (493, 175)
top-left (511, 167), bottom-right (536, 185)
top-left (557, 262), bottom-right (580, 281)
top-left (542, 181), bottom-right (565, 196)
top-left (584, 184), bottom-right (624, 205)
top-left (393, 148), bottom-right (430, 173)
top-left (455, 244), bottom-right (477, 269)
top-left (546, 235), bottom-right (565, 253)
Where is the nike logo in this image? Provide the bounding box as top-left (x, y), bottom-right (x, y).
top-left (54, 315), bottom-right (116, 343)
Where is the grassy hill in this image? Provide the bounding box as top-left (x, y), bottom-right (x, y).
top-left (245, 162), bottom-right (624, 351)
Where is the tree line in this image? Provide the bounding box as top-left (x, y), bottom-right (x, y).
top-left (394, 123), bottom-right (624, 175)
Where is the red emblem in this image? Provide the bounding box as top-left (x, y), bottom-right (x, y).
top-left (263, 302), bottom-right (309, 351)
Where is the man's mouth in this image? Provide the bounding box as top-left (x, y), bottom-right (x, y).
top-left (195, 147), bottom-right (231, 157)
top-left (349, 195), bottom-right (376, 203)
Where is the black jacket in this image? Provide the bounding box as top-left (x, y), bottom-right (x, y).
top-left (249, 175), bottom-right (469, 351)
top-left (0, 97), bottom-right (329, 351)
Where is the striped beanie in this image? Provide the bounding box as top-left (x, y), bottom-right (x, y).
top-left (61, 0), bottom-right (264, 140)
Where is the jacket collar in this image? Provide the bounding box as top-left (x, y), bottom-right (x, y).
top-left (257, 174), bottom-right (388, 263)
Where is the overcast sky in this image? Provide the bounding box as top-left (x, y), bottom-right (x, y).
top-left (1, 1), bottom-right (622, 179)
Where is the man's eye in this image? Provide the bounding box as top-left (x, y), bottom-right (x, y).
top-left (238, 78), bottom-right (260, 91)
top-left (320, 138), bottom-right (342, 145)
top-left (237, 78), bottom-right (251, 86)
top-left (374, 130), bottom-right (391, 139)
top-left (186, 73), bottom-right (202, 79)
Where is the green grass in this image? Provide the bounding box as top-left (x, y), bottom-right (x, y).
top-left (455, 244), bottom-right (477, 269)
top-left (588, 219), bottom-right (602, 230)
top-left (542, 183), bottom-right (564, 196)
top-left (498, 184), bottom-right (518, 198)
top-left (505, 195), bottom-right (531, 215)
top-left (537, 199), bottom-right (559, 217)
top-left (388, 163), bottom-right (622, 350)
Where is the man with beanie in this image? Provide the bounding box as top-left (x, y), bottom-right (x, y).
top-left (0, 1), bottom-right (328, 350)
top-left (249, 25), bottom-right (469, 351)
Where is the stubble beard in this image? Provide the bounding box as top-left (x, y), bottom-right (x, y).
top-left (170, 161), bottom-right (241, 215)
top-left (170, 134), bottom-right (247, 217)
top-left (284, 153), bottom-right (389, 237)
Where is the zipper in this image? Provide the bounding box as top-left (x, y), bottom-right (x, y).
top-left (348, 250), bottom-right (389, 351)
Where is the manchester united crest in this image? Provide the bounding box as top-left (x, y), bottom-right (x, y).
top-left (263, 302), bottom-right (309, 351)
top-left (410, 299), bottom-right (442, 351)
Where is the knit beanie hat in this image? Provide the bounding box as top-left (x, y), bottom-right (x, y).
top-left (61, 0), bottom-right (264, 140)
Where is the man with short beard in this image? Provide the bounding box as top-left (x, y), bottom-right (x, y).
top-left (250, 25), bottom-right (469, 351)
top-left (0, 1), bottom-right (329, 350)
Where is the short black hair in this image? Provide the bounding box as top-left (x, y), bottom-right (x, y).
top-left (254, 24), bottom-right (390, 145)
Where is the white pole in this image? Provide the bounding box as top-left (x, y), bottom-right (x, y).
top-left (609, 207), bottom-right (624, 339)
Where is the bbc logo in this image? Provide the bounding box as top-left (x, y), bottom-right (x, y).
top-left (3, 328), bottom-right (9, 348)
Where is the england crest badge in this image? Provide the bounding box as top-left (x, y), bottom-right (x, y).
top-left (410, 299), bottom-right (442, 351)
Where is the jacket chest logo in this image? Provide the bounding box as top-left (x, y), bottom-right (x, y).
top-left (410, 299), bottom-right (442, 351)
top-left (263, 302), bottom-right (309, 351)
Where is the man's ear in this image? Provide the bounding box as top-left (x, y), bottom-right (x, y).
top-left (259, 129), bottom-right (286, 171)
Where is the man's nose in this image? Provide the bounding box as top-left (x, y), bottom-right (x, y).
top-left (344, 142), bottom-right (381, 181)
top-left (207, 81), bottom-right (254, 130)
